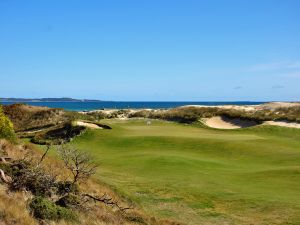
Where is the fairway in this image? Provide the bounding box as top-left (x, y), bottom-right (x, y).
top-left (72, 119), bottom-right (300, 225)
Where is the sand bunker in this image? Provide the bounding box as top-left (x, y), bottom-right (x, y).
top-left (203, 116), bottom-right (300, 129)
top-left (75, 121), bottom-right (102, 129)
top-left (202, 116), bottom-right (259, 129)
top-left (264, 121), bottom-right (300, 129)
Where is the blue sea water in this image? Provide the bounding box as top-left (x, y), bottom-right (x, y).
top-left (1, 101), bottom-right (266, 111)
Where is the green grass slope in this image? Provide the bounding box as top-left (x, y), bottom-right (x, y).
top-left (72, 119), bottom-right (300, 225)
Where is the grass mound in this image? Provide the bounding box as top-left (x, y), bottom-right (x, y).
top-left (3, 103), bottom-right (66, 132)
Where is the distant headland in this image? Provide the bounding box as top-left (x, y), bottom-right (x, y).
top-left (0, 97), bottom-right (102, 102)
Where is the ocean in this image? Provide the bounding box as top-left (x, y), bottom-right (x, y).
top-left (0, 101), bottom-right (266, 111)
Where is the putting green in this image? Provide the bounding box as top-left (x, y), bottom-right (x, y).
top-left (72, 119), bottom-right (300, 224)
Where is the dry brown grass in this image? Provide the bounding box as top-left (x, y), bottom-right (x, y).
top-left (3, 103), bottom-right (66, 132)
top-left (0, 186), bottom-right (37, 225)
top-left (0, 139), bottom-right (182, 225)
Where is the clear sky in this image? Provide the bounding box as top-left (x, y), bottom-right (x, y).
top-left (0, 0), bottom-right (299, 101)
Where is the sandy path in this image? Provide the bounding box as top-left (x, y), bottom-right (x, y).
top-left (75, 121), bottom-right (102, 129)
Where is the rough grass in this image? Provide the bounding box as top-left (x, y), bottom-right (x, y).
top-left (72, 119), bottom-right (300, 225)
top-left (2, 103), bottom-right (66, 132)
top-left (0, 186), bottom-right (38, 225)
top-left (129, 106), bottom-right (300, 123)
top-left (0, 139), bottom-right (160, 225)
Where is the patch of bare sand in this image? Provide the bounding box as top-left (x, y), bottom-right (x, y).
top-left (264, 121), bottom-right (300, 129)
top-left (202, 116), bottom-right (259, 129)
top-left (75, 121), bottom-right (102, 129)
top-left (202, 117), bottom-right (300, 129)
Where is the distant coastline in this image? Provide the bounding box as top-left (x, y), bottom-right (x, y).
top-left (0, 100), bottom-right (267, 111)
top-left (0, 97), bottom-right (102, 102)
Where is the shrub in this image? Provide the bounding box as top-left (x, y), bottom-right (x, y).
top-left (56, 181), bottom-right (79, 195)
top-left (0, 163), bottom-right (13, 177)
top-left (58, 145), bottom-right (97, 184)
top-left (0, 105), bottom-right (16, 141)
top-left (56, 194), bottom-right (81, 208)
top-left (29, 196), bottom-right (76, 221)
top-left (11, 164), bottom-right (56, 197)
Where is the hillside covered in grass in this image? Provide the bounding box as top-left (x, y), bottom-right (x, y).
top-left (1, 103), bottom-right (300, 224)
top-left (0, 105), bottom-right (174, 225)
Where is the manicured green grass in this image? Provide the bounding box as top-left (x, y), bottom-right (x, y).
top-left (72, 119), bottom-right (300, 224)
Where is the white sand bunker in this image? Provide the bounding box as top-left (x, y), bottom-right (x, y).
top-left (202, 116), bottom-right (259, 129)
top-left (75, 121), bottom-right (103, 129)
top-left (264, 121), bottom-right (300, 129)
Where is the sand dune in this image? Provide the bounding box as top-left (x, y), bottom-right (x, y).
top-left (183, 102), bottom-right (300, 111)
top-left (182, 104), bottom-right (257, 112)
top-left (257, 102), bottom-right (300, 110)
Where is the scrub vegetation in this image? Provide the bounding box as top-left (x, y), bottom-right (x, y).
top-left (0, 105), bottom-right (15, 141)
top-left (129, 106), bottom-right (300, 123)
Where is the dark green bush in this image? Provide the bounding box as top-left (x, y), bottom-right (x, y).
top-left (29, 196), bottom-right (76, 221)
top-left (0, 163), bottom-right (13, 177)
top-left (1, 159), bottom-right (31, 179)
top-left (56, 194), bottom-right (81, 208)
top-left (56, 181), bottom-right (79, 195)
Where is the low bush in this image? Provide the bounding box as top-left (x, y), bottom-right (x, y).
top-left (56, 181), bottom-right (80, 195)
top-left (0, 163), bottom-right (13, 177)
top-left (10, 163), bottom-right (56, 197)
top-left (0, 105), bottom-right (16, 141)
top-left (56, 194), bottom-right (81, 209)
top-left (29, 196), bottom-right (76, 221)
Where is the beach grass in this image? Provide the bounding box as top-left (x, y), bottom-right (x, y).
top-left (72, 119), bottom-right (300, 224)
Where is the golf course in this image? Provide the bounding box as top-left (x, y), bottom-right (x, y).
top-left (71, 119), bottom-right (300, 225)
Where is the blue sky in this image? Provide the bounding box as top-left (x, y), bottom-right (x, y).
top-left (0, 0), bottom-right (299, 101)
